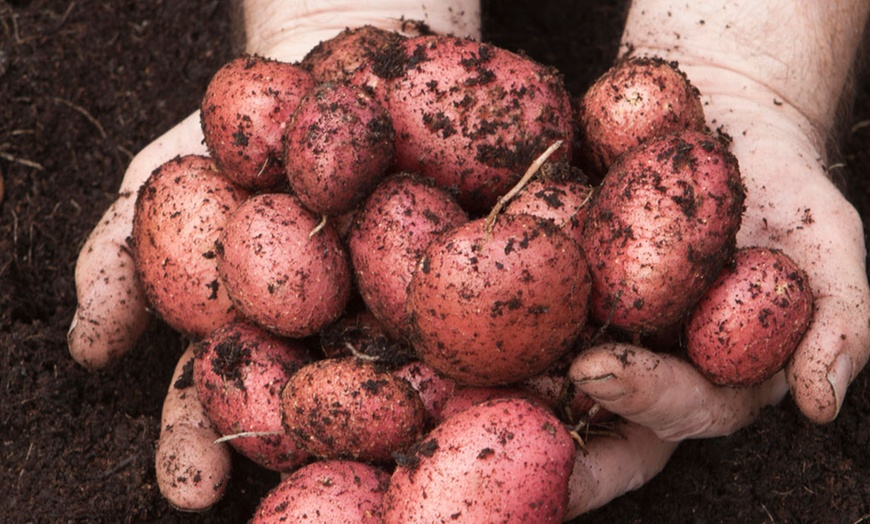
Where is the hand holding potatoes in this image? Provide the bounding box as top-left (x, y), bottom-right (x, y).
top-left (68, 0), bottom-right (870, 521)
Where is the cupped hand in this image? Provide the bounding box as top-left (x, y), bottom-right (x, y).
top-left (68, 112), bottom-right (206, 369)
top-left (565, 18), bottom-right (870, 518)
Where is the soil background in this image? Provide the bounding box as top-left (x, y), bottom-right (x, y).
top-left (1, 1), bottom-right (869, 522)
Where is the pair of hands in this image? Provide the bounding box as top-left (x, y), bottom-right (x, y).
top-left (68, 0), bottom-right (870, 518)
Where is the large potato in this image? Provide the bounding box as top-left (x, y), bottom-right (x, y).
top-left (217, 193), bottom-right (352, 338)
top-left (367, 34), bottom-right (574, 211)
top-left (408, 213), bottom-right (591, 386)
top-left (131, 154), bottom-right (249, 337)
top-left (580, 130), bottom-right (745, 333)
top-left (193, 320), bottom-right (311, 471)
top-left (252, 460), bottom-right (389, 523)
top-left (383, 398), bottom-right (575, 523)
top-left (281, 357), bottom-right (426, 463)
top-left (686, 247), bottom-right (813, 386)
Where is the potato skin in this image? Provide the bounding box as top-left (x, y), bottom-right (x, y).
top-left (393, 360), bottom-right (458, 425)
top-left (251, 460), bottom-right (390, 524)
top-left (131, 155), bottom-right (249, 337)
top-left (408, 213), bottom-right (591, 386)
top-left (193, 320), bottom-right (311, 471)
top-left (300, 25), bottom-right (406, 84)
top-left (281, 357), bottom-right (426, 463)
top-left (217, 193), bottom-right (352, 338)
top-left (348, 174), bottom-right (468, 339)
top-left (504, 178), bottom-right (593, 247)
top-left (383, 398), bottom-right (575, 524)
top-left (686, 247), bottom-right (813, 386)
top-left (283, 82), bottom-right (395, 215)
top-left (580, 130), bottom-right (745, 333)
top-left (577, 56), bottom-right (706, 178)
top-left (201, 55), bottom-right (315, 189)
top-left (372, 35), bottom-right (574, 211)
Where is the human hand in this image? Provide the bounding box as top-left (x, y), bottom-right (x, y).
top-left (564, 1), bottom-right (870, 517)
top-left (67, 0), bottom-right (482, 371)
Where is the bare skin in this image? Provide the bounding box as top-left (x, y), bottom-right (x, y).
top-left (67, 0), bottom-right (869, 518)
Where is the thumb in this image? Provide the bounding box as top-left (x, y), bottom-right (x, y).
top-left (569, 343), bottom-right (788, 441)
top-left (68, 112), bottom-right (207, 369)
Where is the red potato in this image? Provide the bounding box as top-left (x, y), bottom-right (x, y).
top-left (383, 398), bottom-right (576, 523)
top-left (252, 460), bottom-right (390, 524)
top-left (283, 82), bottom-right (395, 215)
top-left (217, 193), bottom-right (352, 338)
top-left (281, 357), bottom-right (426, 463)
top-left (504, 177), bottom-right (593, 247)
top-left (580, 130), bottom-right (745, 334)
top-left (393, 360), bottom-right (458, 425)
top-left (365, 34), bottom-right (575, 211)
top-left (348, 173), bottom-right (468, 339)
top-left (686, 247), bottom-right (814, 386)
top-left (408, 213), bottom-right (591, 386)
top-left (577, 56), bottom-right (706, 178)
top-left (301, 25), bottom-right (406, 84)
top-left (201, 55), bottom-right (316, 189)
top-left (131, 154), bottom-right (249, 338)
top-left (193, 320), bottom-right (312, 471)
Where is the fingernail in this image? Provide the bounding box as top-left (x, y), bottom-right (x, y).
top-left (574, 373), bottom-right (625, 402)
top-left (67, 312), bottom-right (78, 338)
top-left (826, 354), bottom-right (853, 416)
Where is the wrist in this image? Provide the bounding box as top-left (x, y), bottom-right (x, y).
top-left (241, 0), bottom-right (481, 62)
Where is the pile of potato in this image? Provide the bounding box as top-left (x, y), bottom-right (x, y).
top-left (133, 27), bottom-right (813, 522)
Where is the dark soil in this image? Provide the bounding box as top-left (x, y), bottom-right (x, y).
top-left (1, 1), bottom-right (868, 522)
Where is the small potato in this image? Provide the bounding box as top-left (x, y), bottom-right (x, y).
top-left (281, 357), bottom-right (426, 463)
top-left (686, 247), bottom-right (813, 386)
top-left (372, 34), bottom-right (575, 211)
top-left (408, 213), bottom-right (591, 386)
top-left (580, 130), bottom-right (745, 334)
top-left (348, 174), bottom-right (468, 339)
top-left (252, 460), bottom-right (390, 524)
top-left (201, 55), bottom-right (316, 189)
top-left (283, 82), bottom-right (395, 215)
top-left (193, 320), bottom-right (312, 471)
top-left (217, 193), bottom-right (352, 338)
top-left (577, 56), bottom-right (706, 177)
top-left (383, 398), bottom-right (575, 523)
top-left (131, 155), bottom-right (250, 337)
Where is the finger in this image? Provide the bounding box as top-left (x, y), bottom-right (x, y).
top-left (565, 421), bottom-right (678, 519)
top-left (787, 266), bottom-right (870, 422)
top-left (569, 343), bottom-right (788, 440)
top-left (68, 112), bottom-right (207, 369)
top-left (156, 345), bottom-right (232, 512)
